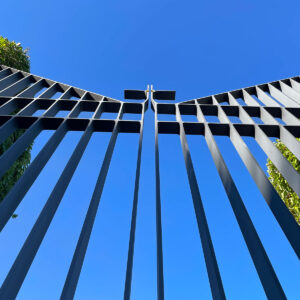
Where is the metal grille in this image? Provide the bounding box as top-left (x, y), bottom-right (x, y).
top-left (0, 65), bottom-right (299, 299)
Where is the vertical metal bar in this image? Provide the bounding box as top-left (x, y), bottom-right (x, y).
top-left (59, 87), bottom-right (73, 99)
top-left (0, 68), bottom-right (12, 80)
top-left (290, 78), bottom-right (300, 94)
top-left (279, 81), bottom-right (300, 105)
top-left (0, 117), bottom-right (19, 145)
top-left (196, 103), bottom-right (286, 299)
top-left (152, 90), bottom-right (165, 300)
top-left (254, 125), bottom-right (300, 198)
top-left (0, 122), bottom-right (67, 231)
top-left (123, 93), bottom-right (148, 300)
top-left (17, 79), bottom-right (47, 98)
top-left (0, 97), bottom-right (22, 115)
top-left (260, 107), bottom-right (300, 161)
top-left (0, 119), bottom-right (43, 179)
top-left (256, 87), bottom-right (281, 107)
top-left (278, 126), bottom-right (300, 161)
top-left (0, 101), bottom-right (103, 299)
top-left (37, 82), bottom-right (59, 99)
top-left (239, 106), bottom-right (300, 198)
top-left (213, 98), bottom-right (300, 258)
top-left (281, 107), bottom-right (300, 125)
top-left (60, 103), bottom-right (124, 300)
top-left (230, 124), bottom-right (300, 257)
top-left (0, 71), bottom-right (24, 91)
top-left (0, 75), bottom-right (36, 97)
top-left (0, 101), bottom-right (82, 231)
top-left (228, 93), bottom-right (241, 106)
top-left (242, 90), bottom-right (261, 106)
top-left (0, 96), bottom-right (62, 178)
top-left (0, 97), bottom-right (36, 144)
top-left (268, 84), bottom-right (299, 107)
top-left (175, 104), bottom-right (226, 300)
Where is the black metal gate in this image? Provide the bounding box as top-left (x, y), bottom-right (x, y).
top-left (0, 65), bottom-right (299, 299)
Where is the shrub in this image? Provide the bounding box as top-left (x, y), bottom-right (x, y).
top-left (267, 138), bottom-right (300, 225)
top-left (0, 37), bottom-right (31, 216)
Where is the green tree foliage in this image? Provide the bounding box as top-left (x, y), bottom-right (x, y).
top-left (0, 37), bottom-right (30, 72)
top-left (0, 131), bottom-right (32, 201)
top-left (267, 138), bottom-right (300, 225)
top-left (0, 37), bottom-right (31, 214)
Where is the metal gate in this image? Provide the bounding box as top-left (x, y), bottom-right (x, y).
top-left (0, 65), bottom-right (299, 299)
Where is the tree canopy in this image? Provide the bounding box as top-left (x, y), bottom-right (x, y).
top-left (267, 138), bottom-right (300, 225)
top-left (0, 37), bottom-right (30, 72)
top-left (0, 37), bottom-right (31, 216)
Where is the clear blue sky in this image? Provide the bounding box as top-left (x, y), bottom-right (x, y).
top-left (0, 0), bottom-right (299, 299)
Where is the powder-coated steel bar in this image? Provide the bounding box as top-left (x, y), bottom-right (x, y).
top-left (60, 104), bottom-right (124, 299)
top-left (212, 98), bottom-right (300, 258)
top-left (0, 102), bottom-right (104, 299)
top-left (0, 101), bottom-right (82, 231)
top-left (195, 102), bottom-right (286, 299)
top-left (123, 95), bottom-right (148, 300)
top-left (175, 104), bottom-right (226, 300)
top-left (152, 93), bottom-right (165, 300)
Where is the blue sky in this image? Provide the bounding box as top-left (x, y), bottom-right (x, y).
top-left (0, 0), bottom-right (299, 299)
